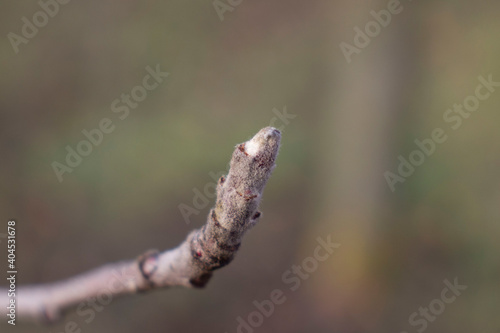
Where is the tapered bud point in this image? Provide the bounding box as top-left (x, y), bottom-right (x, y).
top-left (245, 127), bottom-right (281, 157)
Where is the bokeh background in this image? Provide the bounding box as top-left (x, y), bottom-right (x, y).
top-left (1, 0), bottom-right (499, 332)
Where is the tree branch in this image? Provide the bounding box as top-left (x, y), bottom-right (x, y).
top-left (1, 127), bottom-right (281, 323)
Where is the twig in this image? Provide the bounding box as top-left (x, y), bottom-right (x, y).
top-left (0, 127), bottom-right (281, 323)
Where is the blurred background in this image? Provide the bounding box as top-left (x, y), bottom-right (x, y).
top-left (1, 0), bottom-right (499, 332)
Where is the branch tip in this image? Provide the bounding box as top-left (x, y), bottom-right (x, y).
top-left (2, 127), bottom-right (281, 322)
